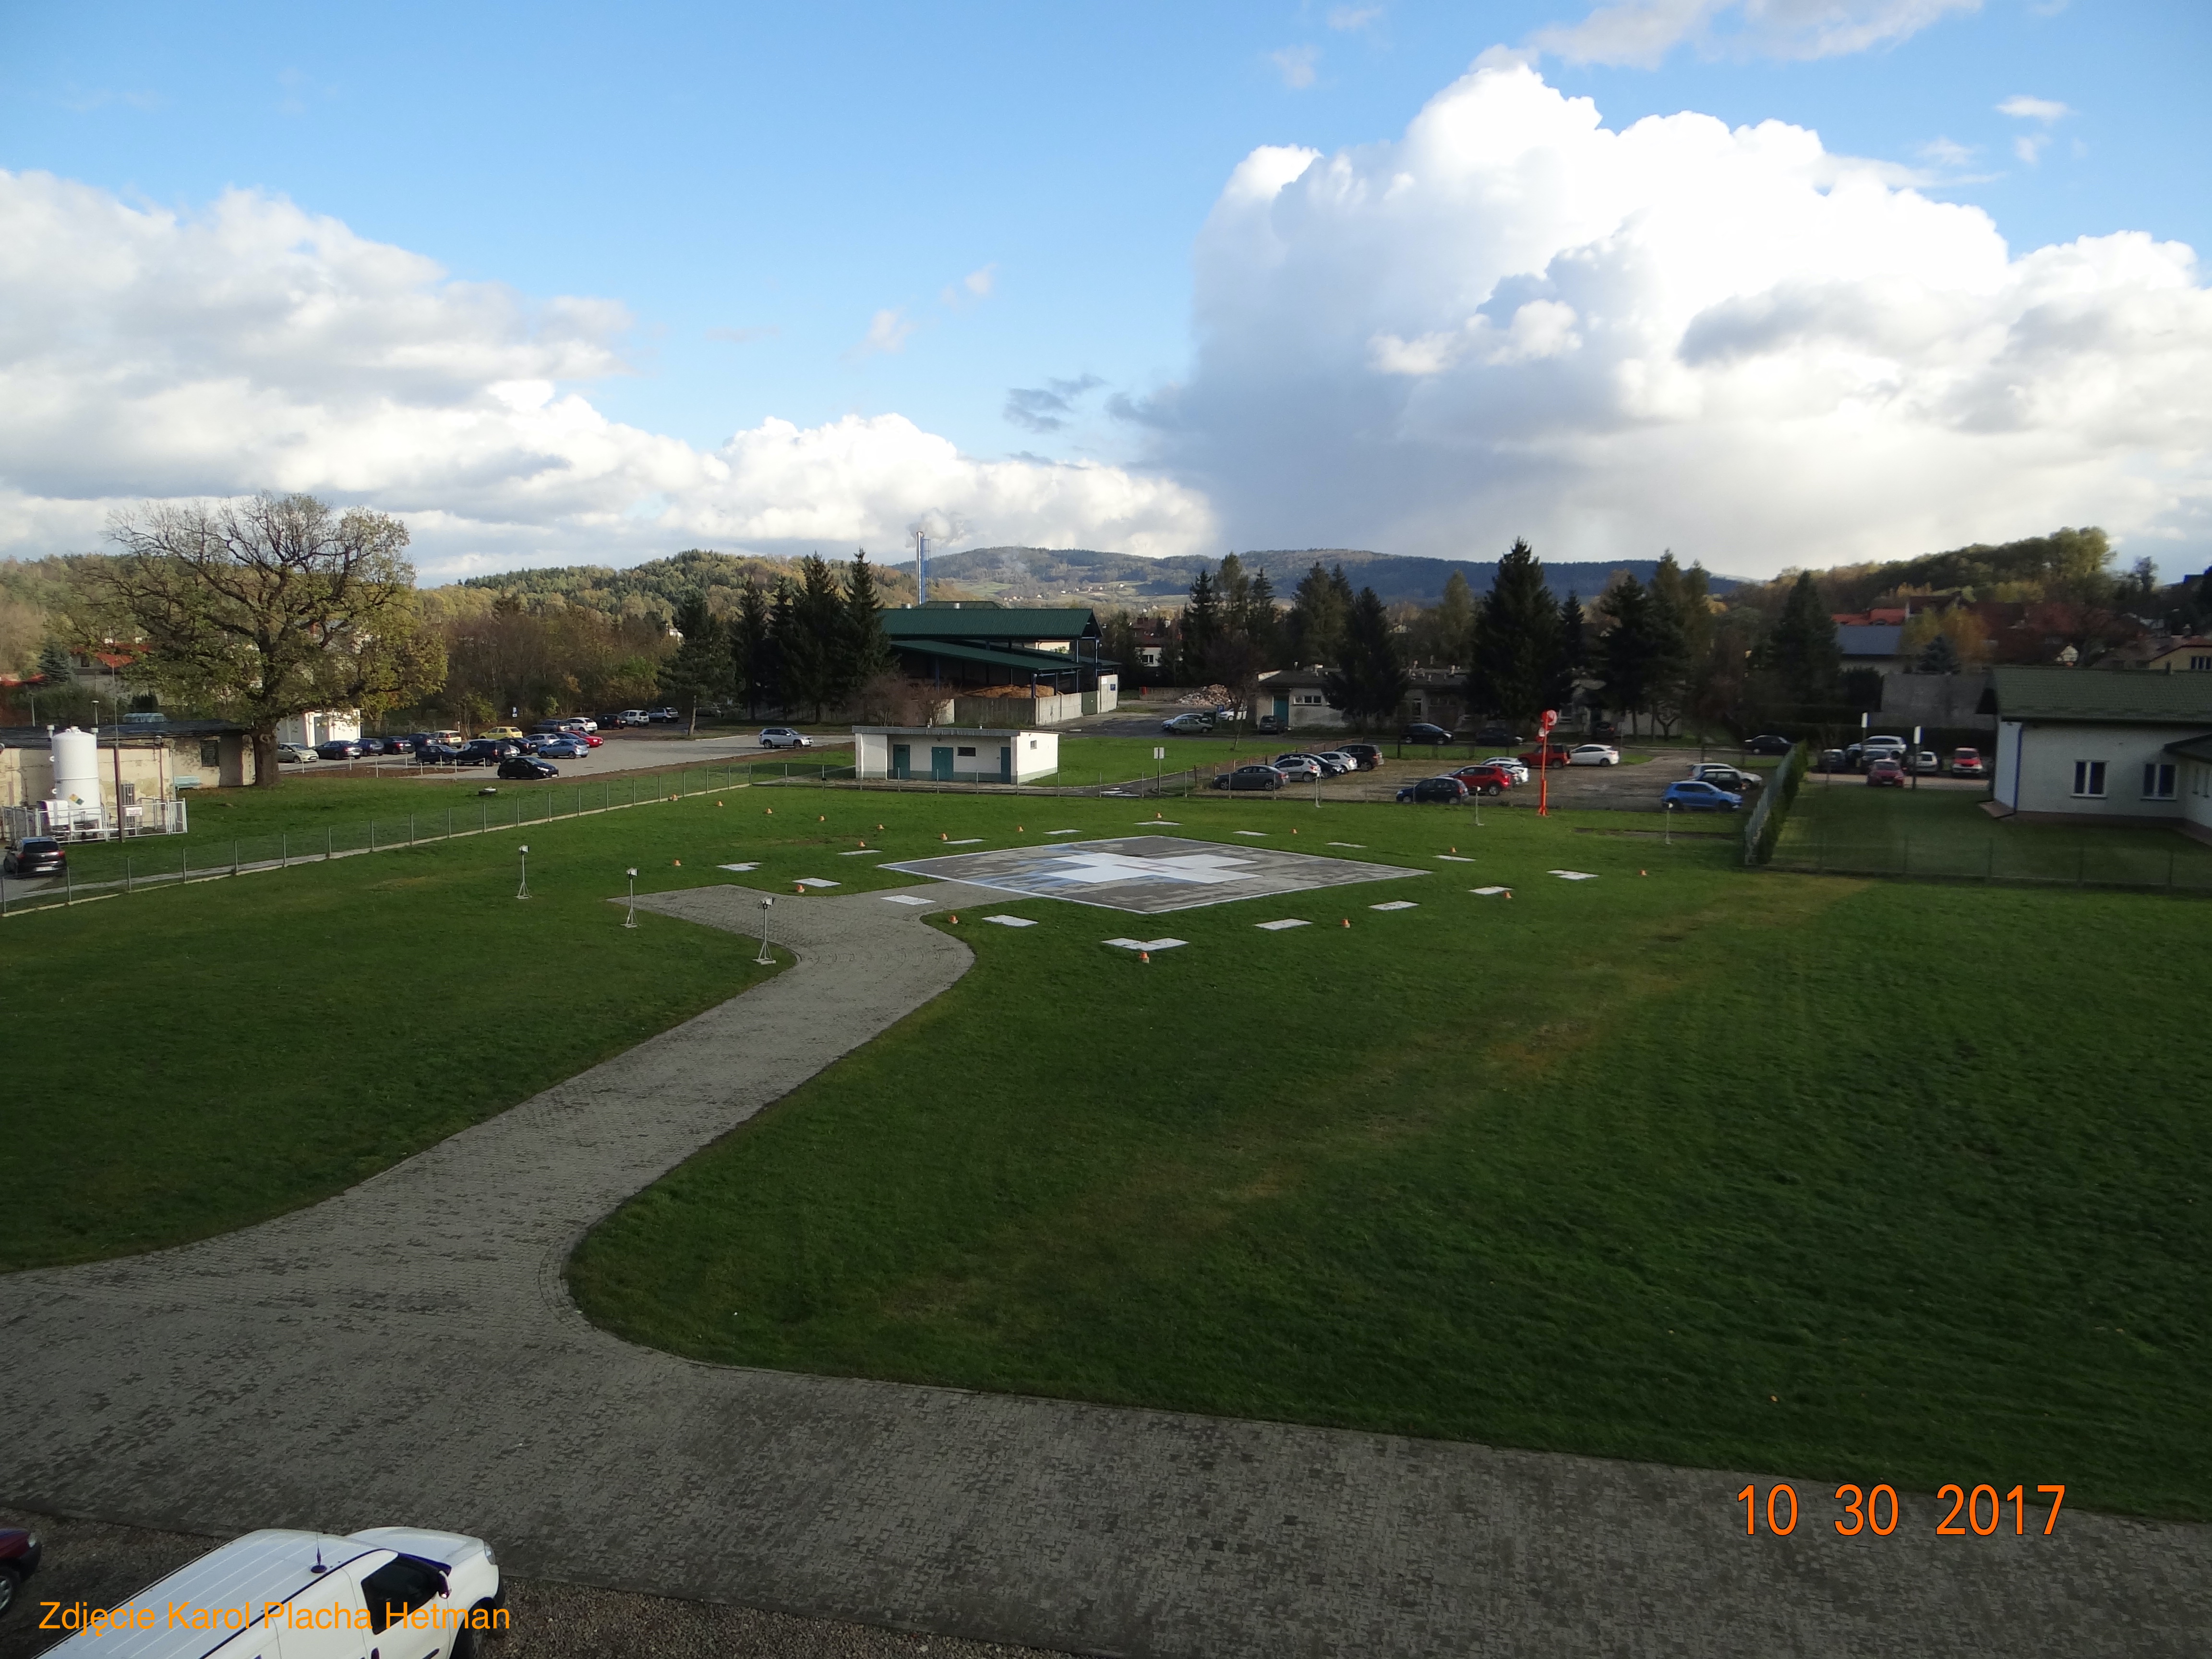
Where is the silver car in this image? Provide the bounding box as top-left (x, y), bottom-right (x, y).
top-left (758, 727), bottom-right (813, 749)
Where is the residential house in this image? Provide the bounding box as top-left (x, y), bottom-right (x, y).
top-left (1987, 666), bottom-right (2212, 832)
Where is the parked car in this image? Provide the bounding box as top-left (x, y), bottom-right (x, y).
top-left (315, 739), bottom-right (363, 760)
top-left (1161, 711), bottom-right (1215, 734)
top-left (1481, 757), bottom-right (1531, 784)
top-left (647, 707), bottom-right (680, 723)
top-left (415, 742), bottom-right (464, 766)
top-left (1397, 775), bottom-right (1470, 804)
top-left (1690, 762), bottom-right (1761, 791)
top-left (34, 1526), bottom-right (499, 1656)
top-left (457, 739), bottom-right (519, 767)
top-left (1662, 780), bottom-right (1743, 812)
top-left (536, 737), bottom-right (589, 758)
top-left (573, 729), bottom-right (603, 746)
top-left (1401, 721), bottom-right (1455, 745)
top-left (1590, 720), bottom-right (1622, 741)
top-left (1910, 749), bottom-right (1941, 774)
top-left (1334, 742), bottom-right (1381, 770)
top-left (1815, 747), bottom-right (1849, 772)
top-left (2, 837), bottom-right (66, 878)
top-left (1515, 745), bottom-right (1572, 769)
top-left (276, 743), bottom-right (317, 763)
top-left (1866, 757), bottom-right (1907, 787)
top-left (498, 755), bottom-right (559, 780)
top-left (1255, 713), bottom-right (1283, 734)
top-left (1471, 725), bottom-right (1523, 746)
top-left (1743, 733), bottom-right (1795, 756)
top-left (1311, 749), bottom-right (1359, 775)
top-left (479, 726), bottom-right (526, 742)
top-left (1566, 743), bottom-right (1621, 766)
top-left (758, 727), bottom-right (813, 749)
top-left (0, 1523), bottom-right (43, 1618)
top-left (1949, 747), bottom-right (1987, 778)
top-left (1213, 764), bottom-right (1286, 792)
top-left (616, 709), bottom-right (651, 726)
top-left (1271, 754), bottom-right (1326, 782)
top-left (1449, 764), bottom-right (1515, 796)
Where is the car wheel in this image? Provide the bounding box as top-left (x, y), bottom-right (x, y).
top-left (0, 1565), bottom-right (18, 1619)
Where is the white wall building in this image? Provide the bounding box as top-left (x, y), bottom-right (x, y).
top-left (852, 726), bottom-right (1059, 784)
top-left (1989, 667), bottom-right (2212, 829)
top-left (276, 709), bottom-right (361, 748)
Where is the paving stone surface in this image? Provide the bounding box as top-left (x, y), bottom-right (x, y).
top-left (1, 882), bottom-right (2205, 1658)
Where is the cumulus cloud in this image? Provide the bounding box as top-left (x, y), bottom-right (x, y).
top-left (851, 306), bottom-right (917, 358)
top-left (0, 170), bottom-right (1213, 577)
top-left (1531, 0), bottom-right (1980, 69)
top-left (1138, 61), bottom-right (2212, 575)
top-left (1998, 95), bottom-right (2071, 166)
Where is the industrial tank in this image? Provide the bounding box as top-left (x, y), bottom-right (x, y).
top-left (51, 725), bottom-right (100, 807)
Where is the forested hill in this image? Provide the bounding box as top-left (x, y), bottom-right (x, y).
top-left (450, 544), bottom-right (1736, 613)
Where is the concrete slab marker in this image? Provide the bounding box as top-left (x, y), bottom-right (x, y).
top-left (1234, 830), bottom-right (1269, 837)
top-left (1255, 918), bottom-right (1310, 931)
top-left (1369, 900), bottom-right (1419, 911)
top-left (880, 894), bottom-right (931, 905)
top-left (1131, 821), bottom-right (1178, 827)
top-left (1548, 870), bottom-right (1599, 881)
top-left (716, 862), bottom-right (759, 872)
top-left (982, 915), bottom-right (1038, 928)
top-left (946, 838), bottom-right (985, 845)
top-left (793, 877), bottom-right (840, 889)
top-left (1472, 886), bottom-right (1512, 896)
top-left (1327, 842), bottom-right (1364, 848)
top-left (839, 849), bottom-right (885, 856)
top-left (1049, 829), bottom-right (1083, 834)
top-left (1436, 855), bottom-right (1476, 863)
top-left (1104, 936), bottom-right (1187, 952)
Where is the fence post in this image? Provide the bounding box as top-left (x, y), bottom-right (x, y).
top-left (409, 815), bottom-right (416, 845)
top-left (326, 828), bottom-right (333, 861)
top-left (281, 833), bottom-right (287, 869)
top-left (369, 823), bottom-right (376, 854)
top-left (67, 861), bottom-right (73, 905)
top-left (232, 839), bottom-right (240, 876)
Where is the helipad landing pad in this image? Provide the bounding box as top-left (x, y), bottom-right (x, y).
top-left (878, 835), bottom-right (1421, 914)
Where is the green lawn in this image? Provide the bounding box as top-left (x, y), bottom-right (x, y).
top-left (569, 796), bottom-right (2212, 1522)
top-left (14, 781), bottom-right (2209, 1519)
top-left (0, 797), bottom-right (788, 1270)
top-left (1776, 779), bottom-right (2212, 891)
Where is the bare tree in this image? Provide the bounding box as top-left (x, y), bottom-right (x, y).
top-left (88, 494), bottom-right (445, 786)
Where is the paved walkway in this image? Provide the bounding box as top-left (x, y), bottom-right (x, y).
top-left (2, 884), bottom-right (2205, 1657)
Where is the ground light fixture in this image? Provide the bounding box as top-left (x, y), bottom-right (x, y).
top-left (517, 844), bottom-right (531, 900)
top-left (624, 866), bottom-right (639, 929)
top-left (755, 893), bottom-right (774, 965)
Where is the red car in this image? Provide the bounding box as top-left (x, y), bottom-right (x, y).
top-left (1866, 757), bottom-right (1907, 787)
top-left (0, 1523), bottom-right (41, 1617)
top-left (1949, 747), bottom-right (1984, 777)
top-left (1515, 746), bottom-right (1572, 769)
top-left (1450, 764), bottom-right (1516, 796)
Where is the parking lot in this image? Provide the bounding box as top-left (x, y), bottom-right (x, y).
top-left (285, 725), bottom-right (850, 784)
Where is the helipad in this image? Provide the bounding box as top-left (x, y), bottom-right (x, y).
top-left (879, 834), bottom-right (1421, 914)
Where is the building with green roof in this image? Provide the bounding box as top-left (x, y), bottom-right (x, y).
top-left (1989, 666), bottom-right (2212, 836)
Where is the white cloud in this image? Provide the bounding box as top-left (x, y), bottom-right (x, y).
top-left (940, 263), bottom-right (997, 307)
top-left (1997, 94), bottom-right (2071, 123)
top-left (2013, 132), bottom-right (2049, 166)
top-left (1136, 61), bottom-right (2212, 577)
top-left (1530, 0), bottom-right (1980, 69)
top-left (1917, 136), bottom-right (1975, 168)
top-left (1270, 46), bottom-right (1320, 89)
top-left (0, 170), bottom-right (1214, 577)
top-left (1327, 6), bottom-right (1384, 30)
top-left (852, 306), bottom-right (916, 358)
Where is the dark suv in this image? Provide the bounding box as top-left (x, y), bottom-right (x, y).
top-left (3, 838), bottom-right (66, 877)
top-left (457, 739), bottom-right (519, 767)
top-left (1336, 743), bottom-right (1382, 770)
top-left (1401, 722), bottom-right (1455, 745)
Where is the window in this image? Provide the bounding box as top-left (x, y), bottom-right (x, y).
top-left (200, 740), bottom-right (221, 767)
top-left (2190, 654), bottom-right (2211, 672)
top-left (2071, 760), bottom-right (2106, 798)
top-left (2143, 762), bottom-right (2176, 800)
top-left (956, 746), bottom-right (976, 758)
top-left (359, 1556), bottom-right (445, 1634)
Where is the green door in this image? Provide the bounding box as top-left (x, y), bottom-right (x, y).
top-left (1273, 695), bottom-right (1290, 725)
top-left (998, 745), bottom-right (1012, 782)
top-left (891, 743), bottom-right (911, 780)
top-left (931, 745), bottom-right (954, 781)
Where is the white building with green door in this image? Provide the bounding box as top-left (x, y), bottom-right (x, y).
top-left (852, 725), bottom-right (1059, 784)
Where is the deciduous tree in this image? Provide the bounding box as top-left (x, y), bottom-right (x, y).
top-left (90, 494), bottom-right (444, 787)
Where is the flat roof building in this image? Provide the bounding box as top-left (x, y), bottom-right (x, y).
top-left (852, 725), bottom-right (1059, 785)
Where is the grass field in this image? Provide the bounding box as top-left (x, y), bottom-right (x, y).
top-left (1775, 779), bottom-right (2212, 890)
top-left (566, 793), bottom-right (2212, 1522)
top-left (13, 778), bottom-right (2208, 1518)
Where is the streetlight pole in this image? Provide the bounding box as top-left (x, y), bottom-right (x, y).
top-left (624, 866), bottom-right (638, 928)
top-left (517, 844), bottom-right (531, 900)
top-left (755, 894), bottom-right (775, 965)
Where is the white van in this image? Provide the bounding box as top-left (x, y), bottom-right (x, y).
top-left (41, 1527), bottom-right (503, 1659)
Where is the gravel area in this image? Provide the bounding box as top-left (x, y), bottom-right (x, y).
top-left (0, 1509), bottom-right (1059, 1659)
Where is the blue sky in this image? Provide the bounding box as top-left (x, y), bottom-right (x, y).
top-left (2, 1), bottom-right (2208, 579)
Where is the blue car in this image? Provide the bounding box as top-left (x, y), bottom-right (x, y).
top-left (1663, 780), bottom-right (1743, 812)
top-left (536, 737), bottom-right (589, 757)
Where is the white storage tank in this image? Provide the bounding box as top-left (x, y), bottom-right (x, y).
top-left (51, 725), bottom-right (101, 806)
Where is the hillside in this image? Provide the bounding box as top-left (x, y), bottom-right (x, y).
top-left (445, 544), bottom-right (1737, 615)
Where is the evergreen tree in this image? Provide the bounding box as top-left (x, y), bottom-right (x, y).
top-left (1599, 576), bottom-right (1665, 724)
top-left (1243, 568), bottom-right (1281, 665)
top-left (36, 638), bottom-right (74, 683)
top-left (1560, 593), bottom-right (1587, 676)
top-left (1916, 631), bottom-right (1962, 675)
top-left (843, 550), bottom-right (892, 689)
top-left (1182, 568), bottom-right (1222, 682)
top-left (1767, 571), bottom-right (1842, 702)
top-left (1467, 538), bottom-right (1563, 724)
top-left (1322, 587), bottom-right (1410, 731)
top-left (657, 595), bottom-right (731, 734)
top-left (731, 578), bottom-right (771, 718)
top-left (1435, 570), bottom-right (1476, 662)
top-left (1286, 562), bottom-right (1350, 667)
top-left (779, 553), bottom-right (846, 720)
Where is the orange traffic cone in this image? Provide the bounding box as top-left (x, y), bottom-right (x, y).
top-left (765, 807), bottom-right (774, 814)
top-left (858, 839), bottom-right (867, 848)
top-left (673, 859), bottom-right (682, 866)
top-left (940, 831), bottom-right (949, 840)
top-left (818, 814), bottom-right (826, 822)
top-left (1341, 918), bottom-right (1351, 928)
top-left (1139, 950), bottom-right (1150, 962)
top-left (1640, 868), bottom-right (1647, 876)
top-left (948, 914), bottom-right (959, 924)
